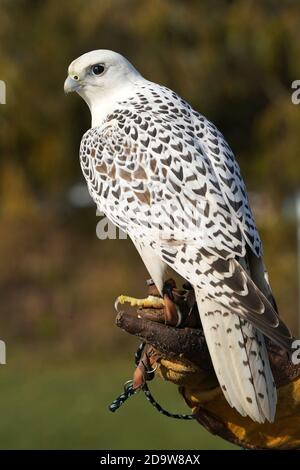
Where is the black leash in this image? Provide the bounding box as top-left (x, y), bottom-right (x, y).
top-left (109, 342), bottom-right (196, 420)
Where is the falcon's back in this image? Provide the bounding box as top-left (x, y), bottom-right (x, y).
top-left (80, 80), bottom-right (261, 258)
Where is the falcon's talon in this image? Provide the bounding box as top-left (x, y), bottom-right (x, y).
top-left (163, 295), bottom-right (182, 326)
top-left (115, 294), bottom-right (165, 310)
top-left (163, 289), bottom-right (174, 302)
top-left (162, 279), bottom-right (176, 302)
top-left (182, 281), bottom-right (193, 291)
top-left (114, 298), bottom-right (121, 313)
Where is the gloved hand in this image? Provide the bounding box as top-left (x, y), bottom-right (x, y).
top-left (115, 282), bottom-right (300, 450)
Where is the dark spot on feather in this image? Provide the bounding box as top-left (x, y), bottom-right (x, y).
top-left (134, 189), bottom-right (150, 205)
top-left (149, 128), bottom-right (157, 138)
top-left (119, 168), bottom-right (132, 181)
top-left (186, 174), bottom-right (197, 182)
top-left (162, 249), bottom-right (176, 258)
top-left (141, 137), bottom-right (150, 148)
top-left (192, 183), bottom-right (207, 197)
top-left (170, 179), bottom-right (181, 193)
top-left (112, 187), bottom-right (120, 199)
top-left (107, 165), bottom-right (116, 179)
top-left (131, 127), bottom-right (138, 141)
top-left (181, 151), bottom-right (192, 163)
top-left (153, 144), bottom-right (163, 154)
top-left (95, 162), bottom-right (107, 174)
top-left (171, 142), bottom-right (183, 153)
top-left (140, 122), bottom-right (149, 131)
top-left (150, 159), bottom-right (157, 172)
top-left (172, 167), bottom-right (183, 181)
top-left (134, 166), bottom-right (147, 180)
top-left (159, 135), bottom-right (170, 144)
top-left (209, 146), bottom-right (220, 155)
top-left (258, 370), bottom-right (266, 379)
top-left (227, 197), bottom-right (243, 212)
top-left (161, 155), bottom-right (172, 166)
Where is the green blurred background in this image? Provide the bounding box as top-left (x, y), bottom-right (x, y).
top-left (0, 0), bottom-right (300, 449)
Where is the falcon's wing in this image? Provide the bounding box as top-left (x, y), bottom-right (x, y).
top-left (193, 114), bottom-right (262, 257)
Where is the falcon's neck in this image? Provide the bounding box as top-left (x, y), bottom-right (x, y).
top-left (88, 80), bottom-right (145, 128)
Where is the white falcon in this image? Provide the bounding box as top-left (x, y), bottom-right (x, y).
top-left (65, 50), bottom-right (293, 423)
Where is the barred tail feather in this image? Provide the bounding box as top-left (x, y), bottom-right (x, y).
top-left (195, 288), bottom-right (277, 423)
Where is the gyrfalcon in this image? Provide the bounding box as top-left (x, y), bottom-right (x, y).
top-left (64, 50), bottom-right (292, 423)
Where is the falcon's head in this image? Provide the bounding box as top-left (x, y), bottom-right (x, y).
top-left (64, 50), bottom-right (141, 113)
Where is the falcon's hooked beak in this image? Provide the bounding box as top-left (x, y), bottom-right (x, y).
top-left (64, 76), bottom-right (82, 94)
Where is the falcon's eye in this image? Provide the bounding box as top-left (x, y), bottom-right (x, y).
top-left (91, 64), bottom-right (105, 76)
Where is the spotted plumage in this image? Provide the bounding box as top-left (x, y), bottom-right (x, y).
top-left (65, 50), bottom-right (293, 423)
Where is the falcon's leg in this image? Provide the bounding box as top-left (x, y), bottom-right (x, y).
top-left (162, 278), bottom-right (181, 326)
top-left (162, 278), bottom-right (176, 301)
top-left (115, 239), bottom-right (168, 310)
top-left (133, 242), bottom-right (182, 325)
top-left (117, 238), bottom-right (180, 325)
top-left (130, 237), bottom-right (168, 294)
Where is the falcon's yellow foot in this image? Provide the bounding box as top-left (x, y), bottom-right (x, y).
top-left (114, 295), bottom-right (165, 312)
top-left (114, 278), bottom-right (188, 326)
